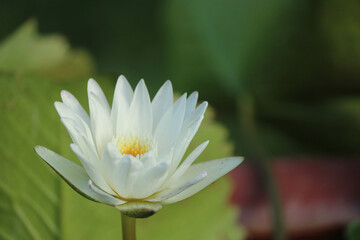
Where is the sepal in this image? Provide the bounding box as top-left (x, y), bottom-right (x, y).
top-left (116, 201), bottom-right (162, 218)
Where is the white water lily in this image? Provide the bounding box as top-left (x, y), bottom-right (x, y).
top-left (35, 76), bottom-right (243, 218)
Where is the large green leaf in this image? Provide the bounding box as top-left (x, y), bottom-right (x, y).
top-left (0, 20), bottom-right (94, 79)
top-left (0, 22), bottom-right (243, 240)
top-left (0, 75), bottom-right (243, 240)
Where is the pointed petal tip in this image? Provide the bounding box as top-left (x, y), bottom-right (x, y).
top-left (54, 101), bottom-right (61, 108)
top-left (34, 145), bottom-right (51, 157)
top-left (197, 101), bottom-right (208, 115)
top-left (179, 92), bottom-right (187, 101)
top-left (60, 90), bottom-right (70, 103)
top-left (88, 78), bottom-right (96, 86)
top-left (87, 78), bottom-right (100, 92)
top-left (150, 170), bottom-right (208, 203)
top-left (135, 79), bottom-right (149, 93)
top-left (117, 74), bottom-right (128, 83)
top-left (234, 156), bottom-right (245, 165)
top-left (60, 89), bottom-right (71, 97)
top-left (226, 156), bottom-right (244, 169)
top-left (60, 90), bottom-right (78, 103)
top-left (60, 90), bottom-right (67, 97)
top-left (160, 157), bottom-right (243, 204)
top-left (164, 79), bottom-right (172, 87)
top-left (34, 145), bottom-right (43, 153)
top-left (195, 101), bottom-right (208, 111)
top-left (162, 80), bottom-right (173, 92)
top-left (198, 140), bottom-right (210, 151)
top-left (189, 91), bottom-right (199, 98)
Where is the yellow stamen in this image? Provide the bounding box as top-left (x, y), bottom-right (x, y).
top-left (115, 134), bottom-right (152, 157)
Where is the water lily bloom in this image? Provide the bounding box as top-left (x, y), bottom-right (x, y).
top-left (35, 76), bottom-right (243, 218)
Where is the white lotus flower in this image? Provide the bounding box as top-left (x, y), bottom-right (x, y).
top-left (35, 76), bottom-right (243, 218)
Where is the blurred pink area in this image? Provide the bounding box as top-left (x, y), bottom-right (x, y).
top-left (230, 159), bottom-right (360, 239)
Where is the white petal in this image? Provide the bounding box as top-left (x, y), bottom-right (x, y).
top-left (154, 93), bottom-right (187, 153)
top-left (54, 102), bottom-right (91, 138)
top-left (101, 142), bottom-right (123, 176)
top-left (101, 144), bottom-right (132, 198)
top-left (139, 150), bottom-right (157, 168)
top-left (111, 75), bottom-right (133, 136)
top-left (101, 143), bottom-right (144, 198)
top-left (56, 103), bottom-right (95, 153)
top-left (162, 157), bottom-right (243, 204)
top-left (183, 101), bottom-right (208, 129)
top-left (88, 78), bottom-right (110, 110)
top-left (148, 171), bottom-right (207, 202)
top-left (34, 146), bottom-right (116, 204)
top-left (185, 91), bottom-right (198, 118)
top-left (89, 92), bottom-right (113, 155)
top-left (170, 101), bottom-right (208, 173)
top-left (60, 117), bottom-right (97, 163)
top-left (60, 90), bottom-right (90, 125)
top-left (113, 155), bottom-right (144, 199)
top-left (55, 101), bottom-right (76, 119)
top-left (112, 157), bottom-right (133, 198)
top-left (163, 140), bottom-right (209, 188)
top-left (154, 146), bottom-right (174, 165)
top-left (70, 143), bottom-right (115, 195)
top-left (132, 161), bottom-right (170, 199)
top-left (128, 79), bottom-right (152, 134)
top-left (88, 180), bottom-right (125, 205)
top-left (152, 80), bottom-right (173, 131)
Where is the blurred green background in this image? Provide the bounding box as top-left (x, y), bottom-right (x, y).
top-left (1, 0), bottom-right (360, 239)
top-left (2, 0), bottom-right (360, 156)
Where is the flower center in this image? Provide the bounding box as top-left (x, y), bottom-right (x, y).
top-left (115, 133), bottom-right (152, 157)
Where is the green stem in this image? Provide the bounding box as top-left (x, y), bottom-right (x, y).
top-left (121, 214), bottom-right (136, 240)
top-left (238, 94), bottom-right (286, 240)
